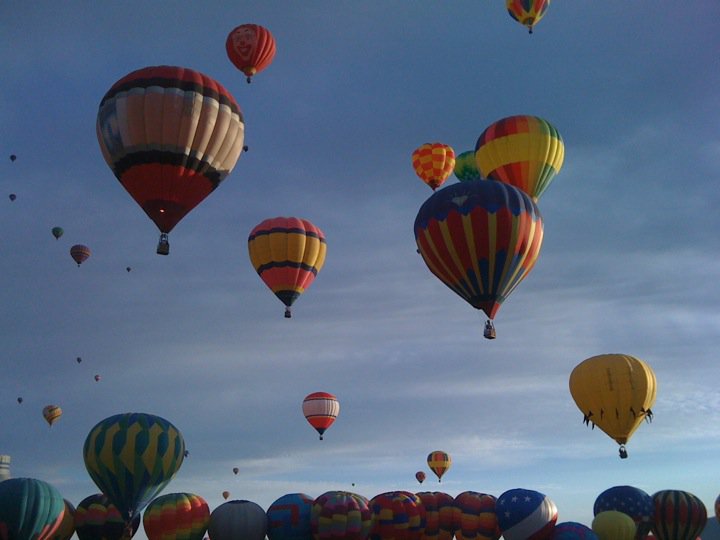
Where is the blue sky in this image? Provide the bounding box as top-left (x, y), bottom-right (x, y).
top-left (1, 1), bottom-right (719, 537)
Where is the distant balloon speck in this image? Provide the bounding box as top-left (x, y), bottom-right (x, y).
top-left (126, 266), bottom-right (131, 272)
top-left (17, 397), bottom-right (23, 404)
top-left (9, 154), bottom-right (16, 162)
top-left (76, 357), bottom-right (82, 364)
top-left (9, 194), bottom-right (16, 201)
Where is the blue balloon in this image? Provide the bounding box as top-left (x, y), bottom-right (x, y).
top-left (551, 521), bottom-right (599, 539)
top-left (593, 485), bottom-right (652, 538)
top-left (496, 488), bottom-right (558, 540)
top-left (267, 493), bottom-right (314, 540)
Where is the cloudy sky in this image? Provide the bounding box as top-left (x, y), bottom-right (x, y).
top-left (1, 1), bottom-right (719, 535)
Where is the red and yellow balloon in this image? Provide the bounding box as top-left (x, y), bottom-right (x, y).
top-left (226, 24), bottom-right (277, 83)
top-left (413, 143), bottom-right (456, 191)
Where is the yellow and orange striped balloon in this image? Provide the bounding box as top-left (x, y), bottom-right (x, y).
top-left (427, 451), bottom-right (451, 482)
top-left (42, 405), bottom-right (62, 427)
top-left (143, 492), bottom-right (210, 540)
top-left (412, 143), bottom-right (456, 191)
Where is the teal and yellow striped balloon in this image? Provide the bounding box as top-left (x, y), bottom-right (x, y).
top-left (143, 492), bottom-right (209, 540)
top-left (83, 413), bottom-right (185, 521)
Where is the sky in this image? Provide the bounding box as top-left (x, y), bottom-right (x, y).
top-left (1, 0), bottom-right (720, 537)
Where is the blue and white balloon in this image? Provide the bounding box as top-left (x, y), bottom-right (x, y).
top-left (496, 488), bottom-right (557, 540)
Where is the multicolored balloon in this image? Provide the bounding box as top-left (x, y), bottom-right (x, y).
top-left (591, 511), bottom-right (636, 540)
top-left (208, 500), bottom-right (267, 540)
top-left (96, 65), bottom-right (245, 255)
top-left (594, 485), bottom-right (653, 539)
top-left (143, 492), bottom-right (210, 540)
top-left (415, 471), bottom-right (426, 484)
top-left (70, 245), bottom-right (91, 266)
top-left (42, 405), bottom-right (62, 426)
top-left (82, 412), bottom-right (185, 521)
top-left (506, 0), bottom-right (551, 33)
top-left (302, 392), bottom-right (339, 440)
top-left (414, 180), bottom-right (543, 338)
top-left (248, 217), bottom-right (327, 318)
top-left (226, 24), bottom-right (277, 83)
top-left (0, 478), bottom-right (66, 540)
top-left (651, 490), bottom-right (706, 540)
top-left (52, 499), bottom-right (76, 540)
top-left (426, 451), bottom-right (451, 483)
top-left (551, 522), bottom-right (598, 539)
top-left (495, 488), bottom-right (557, 540)
top-left (453, 491), bottom-right (499, 540)
top-left (569, 354), bottom-right (657, 458)
top-left (412, 143), bottom-right (456, 191)
top-left (75, 493), bottom-right (141, 540)
top-left (267, 493), bottom-right (314, 540)
top-left (51, 227), bottom-right (64, 240)
top-left (415, 492), bottom-right (455, 540)
top-left (311, 491), bottom-right (372, 540)
top-left (369, 491), bottom-right (425, 540)
top-left (453, 151), bottom-right (482, 182)
top-left (475, 115), bottom-right (564, 200)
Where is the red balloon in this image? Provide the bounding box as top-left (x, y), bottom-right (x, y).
top-left (70, 245), bottom-right (91, 267)
top-left (226, 24), bottom-right (277, 83)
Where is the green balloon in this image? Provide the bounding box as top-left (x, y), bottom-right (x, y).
top-left (453, 150), bottom-right (482, 182)
top-left (0, 477), bottom-right (66, 540)
top-left (83, 413), bottom-right (185, 521)
top-left (51, 227), bottom-right (64, 240)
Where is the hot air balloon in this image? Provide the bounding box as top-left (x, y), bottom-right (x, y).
top-left (94, 375), bottom-right (101, 382)
top-left (208, 500), bottom-right (267, 540)
top-left (302, 392), bottom-right (339, 440)
top-left (76, 357), bottom-right (82, 363)
top-left (51, 227), bottom-right (63, 240)
top-left (233, 467), bottom-right (239, 475)
top-left (143, 492), bottom-right (210, 540)
top-left (412, 143), bottom-right (456, 191)
top-left (414, 180), bottom-right (543, 339)
top-left (551, 522), bottom-right (599, 539)
top-left (70, 245), bottom-right (91, 266)
top-left (222, 491), bottom-right (230, 500)
top-left (0, 478), bottom-right (66, 540)
top-left (453, 151), bottom-right (482, 182)
top-left (416, 492), bottom-right (455, 540)
top-left (475, 115), bottom-right (564, 201)
top-left (267, 493), bottom-right (314, 540)
top-left (453, 491), bottom-right (499, 540)
top-left (594, 485), bottom-right (653, 539)
top-left (311, 491), bottom-right (372, 540)
top-left (226, 24), bottom-right (277, 83)
top-left (42, 405), bottom-right (62, 426)
top-left (495, 488), bottom-right (557, 540)
top-left (651, 490), bottom-right (706, 540)
top-left (426, 451), bottom-right (451, 483)
top-left (248, 217), bottom-right (327, 318)
top-left (96, 65), bottom-right (245, 255)
top-left (17, 397), bottom-right (22, 404)
top-left (415, 471), bottom-right (426, 484)
top-left (9, 154), bottom-right (16, 162)
top-left (82, 412), bottom-right (185, 524)
top-left (126, 266), bottom-right (131, 272)
top-left (591, 511), bottom-right (635, 540)
top-left (506, 0), bottom-right (551, 33)
top-left (369, 491), bottom-right (426, 540)
top-left (569, 354), bottom-right (657, 458)
top-left (8, 194), bottom-right (16, 201)
top-left (75, 493), bottom-right (141, 540)
top-left (53, 500), bottom-right (76, 540)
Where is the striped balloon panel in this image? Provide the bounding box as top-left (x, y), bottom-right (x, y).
top-left (416, 492), bottom-right (455, 540)
top-left (75, 493), bottom-right (141, 540)
top-left (651, 490), bottom-right (707, 540)
top-left (475, 115), bottom-right (563, 200)
top-left (452, 492), bottom-right (499, 540)
top-left (312, 491), bottom-right (372, 540)
top-left (69, 245), bottom-right (91, 265)
top-left (143, 492), bottom-right (210, 540)
top-left (506, 0), bottom-right (550, 26)
top-left (414, 181), bottom-right (543, 319)
top-left (0, 478), bottom-right (66, 540)
top-left (52, 499), bottom-right (76, 540)
top-left (96, 65), bottom-right (245, 233)
top-left (369, 491), bottom-right (426, 540)
top-left (453, 151), bottom-right (482, 182)
top-left (82, 413), bottom-right (185, 519)
top-left (249, 217), bottom-right (327, 307)
top-left (412, 143), bottom-right (456, 190)
top-left (267, 493), bottom-right (314, 540)
top-left (302, 392), bottom-right (339, 433)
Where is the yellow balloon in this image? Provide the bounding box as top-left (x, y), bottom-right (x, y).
top-left (592, 510), bottom-right (636, 540)
top-left (569, 354), bottom-right (656, 458)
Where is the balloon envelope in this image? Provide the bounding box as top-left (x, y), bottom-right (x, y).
top-left (302, 392), bottom-right (339, 439)
top-left (226, 24), bottom-right (277, 81)
top-left (143, 492), bottom-right (210, 540)
top-left (551, 522), bottom-right (598, 539)
top-left (312, 491), bottom-right (372, 540)
top-left (369, 491), bottom-right (425, 540)
top-left (495, 488), bottom-right (557, 540)
top-left (594, 485), bottom-right (653, 539)
top-left (51, 227), bottom-right (63, 240)
top-left (42, 405), bottom-right (62, 426)
top-left (453, 151), bottom-right (482, 182)
top-left (453, 491), bottom-right (499, 540)
top-left (267, 493), bottom-right (314, 540)
top-left (592, 511), bottom-right (636, 540)
top-left (208, 500), bottom-right (267, 540)
top-left (426, 451), bottom-right (451, 482)
top-left (0, 478), bottom-right (66, 540)
top-left (52, 499), bottom-right (76, 540)
top-left (475, 115), bottom-right (563, 200)
top-left (413, 143), bottom-right (456, 191)
top-left (82, 412), bottom-right (185, 520)
top-left (75, 493), bottom-right (141, 540)
top-left (506, 0), bottom-right (551, 33)
top-left (70, 245), bottom-right (91, 266)
top-left (415, 492), bottom-right (455, 540)
top-left (96, 65), bottom-right (245, 243)
top-left (414, 180), bottom-right (543, 321)
top-left (415, 471), bottom-right (426, 484)
top-left (651, 490), bottom-right (706, 540)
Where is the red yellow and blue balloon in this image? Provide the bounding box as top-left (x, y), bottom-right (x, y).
top-left (143, 492), bottom-right (210, 540)
top-left (506, 0), bottom-right (551, 33)
top-left (426, 451), bottom-right (451, 482)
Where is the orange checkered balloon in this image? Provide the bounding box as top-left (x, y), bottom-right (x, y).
top-left (412, 143), bottom-right (456, 191)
